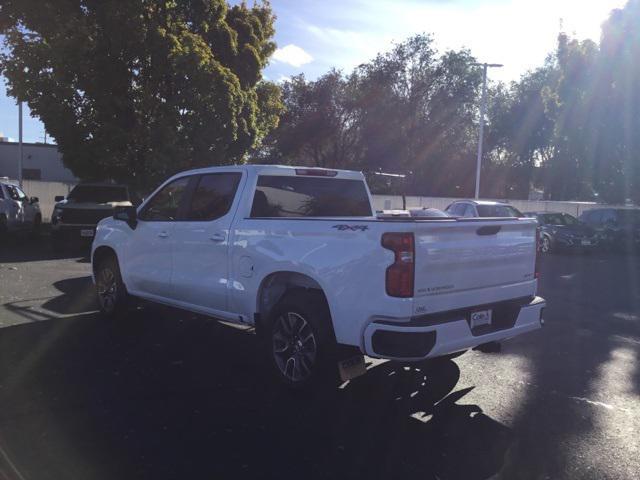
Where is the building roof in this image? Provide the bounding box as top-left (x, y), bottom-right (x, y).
top-left (0, 140), bottom-right (59, 149)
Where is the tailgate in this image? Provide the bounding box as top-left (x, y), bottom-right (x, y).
top-left (412, 218), bottom-right (537, 313)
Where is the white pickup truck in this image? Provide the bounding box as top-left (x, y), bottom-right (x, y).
top-left (91, 165), bottom-right (545, 387)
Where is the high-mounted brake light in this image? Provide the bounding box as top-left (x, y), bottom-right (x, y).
top-left (382, 232), bottom-right (415, 298)
top-left (295, 168), bottom-right (338, 177)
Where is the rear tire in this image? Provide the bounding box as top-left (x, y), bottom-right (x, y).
top-left (262, 289), bottom-right (338, 389)
top-left (95, 255), bottom-right (130, 319)
top-left (540, 235), bottom-right (552, 254)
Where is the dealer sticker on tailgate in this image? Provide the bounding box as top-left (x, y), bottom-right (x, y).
top-left (470, 309), bottom-right (492, 328)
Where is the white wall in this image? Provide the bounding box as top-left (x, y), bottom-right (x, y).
top-left (0, 142), bottom-right (78, 183)
top-left (371, 195), bottom-right (631, 217)
top-left (20, 180), bottom-right (77, 223)
top-left (10, 180), bottom-right (635, 223)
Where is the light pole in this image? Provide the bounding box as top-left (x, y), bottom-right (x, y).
top-left (471, 62), bottom-right (502, 199)
top-left (18, 101), bottom-right (23, 188)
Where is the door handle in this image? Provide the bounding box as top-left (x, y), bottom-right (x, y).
top-left (210, 232), bottom-right (226, 242)
top-left (158, 231), bottom-right (169, 238)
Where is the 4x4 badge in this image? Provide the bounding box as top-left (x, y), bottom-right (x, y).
top-left (332, 225), bottom-right (369, 232)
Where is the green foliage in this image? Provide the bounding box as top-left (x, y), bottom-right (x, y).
top-left (3, 0), bottom-right (639, 202)
top-left (263, 0), bottom-right (640, 202)
top-left (258, 70), bottom-right (357, 169)
top-left (596, 0), bottom-right (640, 203)
top-left (260, 35), bottom-right (483, 196)
top-left (484, 62), bottom-right (558, 198)
top-left (0, 0), bottom-right (282, 190)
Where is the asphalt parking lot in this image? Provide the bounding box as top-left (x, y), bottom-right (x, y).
top-left (0, 237), bottom-right (638, 480)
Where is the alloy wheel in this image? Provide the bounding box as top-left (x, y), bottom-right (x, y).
top-left (97, 266), bottom-right (117, 313)
top-left (272, 312), bottom-right (318, 383)
top-left (541, 236), bottom-right (550, 253)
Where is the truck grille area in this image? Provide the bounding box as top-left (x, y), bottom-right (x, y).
top-left (61, 208), bottom-right (113, 225)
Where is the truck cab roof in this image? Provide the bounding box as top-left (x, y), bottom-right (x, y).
top-left (174, 164), bottom-right (365, 181)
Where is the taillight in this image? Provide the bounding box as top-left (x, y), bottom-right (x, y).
top-left (382, 232), bottom-right (414, 297)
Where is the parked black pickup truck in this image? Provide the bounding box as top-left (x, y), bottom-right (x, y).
top-left (51, 183), bottom-right (138, 248)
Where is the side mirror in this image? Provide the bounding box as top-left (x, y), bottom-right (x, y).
top-left (30, 196), bottom-right (39, 204)
top-left (54, 195), bottom-right (65, 202)
top-left (114, 205), bottom-right (138, 229)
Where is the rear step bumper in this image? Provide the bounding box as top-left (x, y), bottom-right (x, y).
top-left (362, 296), bottom-right (545, 360)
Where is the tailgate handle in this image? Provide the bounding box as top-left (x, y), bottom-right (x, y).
top-left (476, 225), bottom-right (501, 236)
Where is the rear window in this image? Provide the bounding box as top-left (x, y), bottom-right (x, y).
top-left (68, 185), bottom-right (128, 203)
top-left (251, 176), bottom-right (372, 218)
top-left (476, 204), bottom-right (522, 217)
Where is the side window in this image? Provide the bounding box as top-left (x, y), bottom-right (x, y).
top-left (6, 185), bottom-right (26, 200)
top-left (185, 173), bottom-right (241, 221)
top-left (139, 177), bottom-right (191, 221)
top-left (454, 203), bottom-right (468, 216)
top-left (462, 204), bottom-right (475, 217)
top-left (449, 203), bottom-right (462, 216)
top-left (15, 187), bottom-right (27, 200)
top-left (7, 185), bottom-right (20, 200)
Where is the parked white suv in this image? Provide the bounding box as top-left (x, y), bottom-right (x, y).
top-left (0, 178), bottom-right (42, 237)
top-left (91, 165), bottom-right (545, 387)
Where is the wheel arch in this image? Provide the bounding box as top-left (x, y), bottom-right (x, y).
top-left (255, 271), bottom-right (334, 336)
top-left (92, 245), bottom-right (119, 277)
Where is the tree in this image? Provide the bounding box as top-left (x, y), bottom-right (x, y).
top-left (597, 0), bottom-right (640, 203)
top-left (540, 34), bottom-right (604, 201)
top-left (257, 70), bottom-right (359, 169)
top-left (0, 0), bottom-right (282, 190)
top-left (485, 62), bottom-right (558, 199)
top-left (347, 36), bottom-right (482, 196)
top-left (262, 35), bottom-right (483, 197)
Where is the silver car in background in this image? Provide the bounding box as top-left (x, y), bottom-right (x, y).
top-left (0, 178), bottom-right (42, 237)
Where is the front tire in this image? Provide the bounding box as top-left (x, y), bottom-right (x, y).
top-left (263, 290), bottom-right (337, 389)
top-left (540, 235), bottom-right (552, 254)
top-left (95, 255), bottom-right (130, 318)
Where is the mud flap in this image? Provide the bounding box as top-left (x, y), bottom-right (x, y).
top-left (337, 354), bottom-right (367, 382)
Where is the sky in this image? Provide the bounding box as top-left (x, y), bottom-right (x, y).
top-left (0, 0), bottom-right (627, 143)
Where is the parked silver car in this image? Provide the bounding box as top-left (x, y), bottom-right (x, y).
top-left (445, 200), bottom-right (523, 218)
top-left (0, 178), bottom-right (41, 237)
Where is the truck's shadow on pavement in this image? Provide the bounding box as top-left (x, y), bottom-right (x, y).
top-left (0, 234), bottom-right (90, 263)
top-left (0, 308), bottom-right (511, 480)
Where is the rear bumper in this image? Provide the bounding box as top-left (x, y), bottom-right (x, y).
top-left (362, 296), bottom-right (545, 361)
